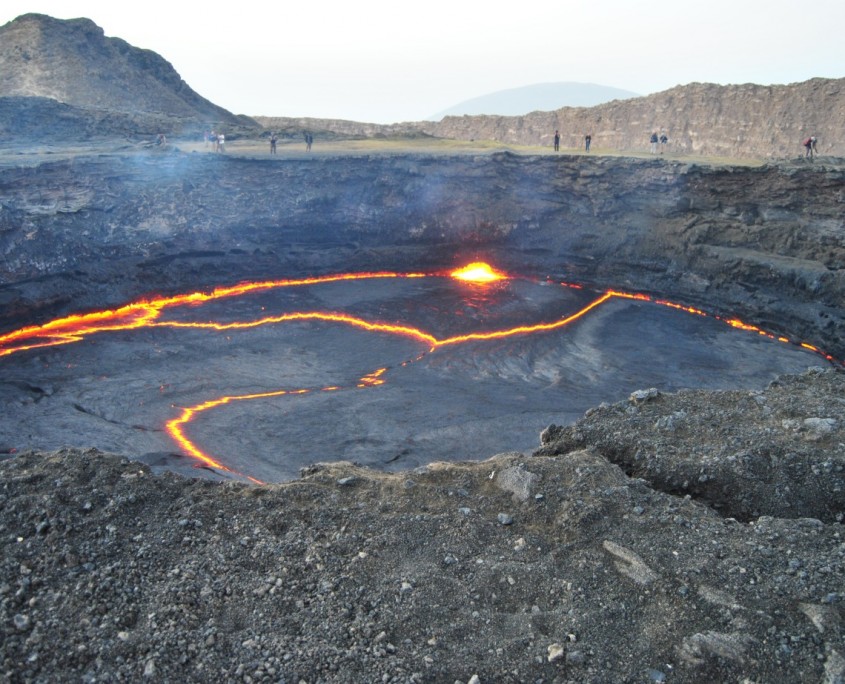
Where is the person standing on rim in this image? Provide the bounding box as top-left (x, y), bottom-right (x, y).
top-left (585, 133), bottom-right (592, 153)
top-left (553, 130), bottom-right (560, 152)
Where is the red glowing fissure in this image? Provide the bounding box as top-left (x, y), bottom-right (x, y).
top-left (0, 263), bottom-right (837, 482)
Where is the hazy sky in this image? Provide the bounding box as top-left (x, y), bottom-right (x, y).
top-left (2, 1), bottom-right (843, 123)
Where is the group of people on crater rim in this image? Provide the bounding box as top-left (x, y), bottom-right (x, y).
top-left (649, 131), bottom-right (669, 154)
top-left (552, 130), bottom-right (593, 153)
top-left (554, 130), bottom-right (821, 158)
top-left (266, 132), bottom-right (314, 154)
top-left (555, 129), bottom-right (668, 155)
top-left (203, 130), bottom-right (226, 152)
top-left (169, 127), bottom-right (820, 159)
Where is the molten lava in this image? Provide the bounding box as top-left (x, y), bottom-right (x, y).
top-left (450, 262), bottom-right (507, 283)
top-left (0, 262), bottom-right (838, 482)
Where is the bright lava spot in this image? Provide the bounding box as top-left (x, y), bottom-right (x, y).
top-left (450, 262), bottom-right (507, 283)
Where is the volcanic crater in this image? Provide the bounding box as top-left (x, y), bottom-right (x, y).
top-left (4, 12), bottom-right (845, 682)
top-left (2, 149), bottom-right (842, 483)
top-left (1, 141), bottom-right (845, 684)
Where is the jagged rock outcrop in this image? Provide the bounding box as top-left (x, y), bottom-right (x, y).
top-left (537, 368), bottom-right (845, 523)
top-left (0, 14), bottom-right (255, 138)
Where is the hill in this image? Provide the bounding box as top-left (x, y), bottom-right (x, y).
top-left (0, 13), bottom-right (253, 138)
top-left (429, 81), bottom-right (640, 119)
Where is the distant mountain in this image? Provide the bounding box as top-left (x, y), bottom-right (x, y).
top-left (430, 82), bottom-right (640, 119)
top-left (0, 13), bottom-right (251, 138)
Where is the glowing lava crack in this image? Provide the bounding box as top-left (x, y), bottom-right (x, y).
top-left (0, 263), bottom-right (837, 483)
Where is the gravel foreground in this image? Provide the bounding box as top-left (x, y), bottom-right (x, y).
top-left (2, 368), bottom-right (843, 684)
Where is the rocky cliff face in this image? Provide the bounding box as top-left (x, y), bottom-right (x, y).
top-left (258, 80), bottom-right (845, 161)
top-left (419, 79), bottom-right (845, 159)
top-left (0, 14), bottom-right (250, 137)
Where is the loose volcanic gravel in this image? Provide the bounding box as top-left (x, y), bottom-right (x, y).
top-left (1, 368), bottom-right (844, 683)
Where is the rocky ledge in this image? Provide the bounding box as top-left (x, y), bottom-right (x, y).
top-left (1, 367), bottom-right (843, 683)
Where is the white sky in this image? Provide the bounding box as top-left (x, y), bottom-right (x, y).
top-left (2, 1), bottom-right (843, 123)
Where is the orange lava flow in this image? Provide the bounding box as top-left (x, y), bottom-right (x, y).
top-left (154, 312), bottom-right (439, 347)
top-left (165, 387), bottom-right (302, 482)
top-left (0, 304), bottom-right (162, 357)
top-left (0, 270), bottom-right (428, 358)
top-left (609, 290), bottom-right (838, 363)
top-left (437, 292), bottom-right (614, 346)
top-left (1, 262), bottom-right (839, 481)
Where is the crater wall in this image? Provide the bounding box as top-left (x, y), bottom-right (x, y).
top-left (1, 151), bottom-right (842, 360)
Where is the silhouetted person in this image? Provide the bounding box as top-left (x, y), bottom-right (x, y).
top-left (659, 133), bottom-right (668, 154)
top-left (585, 134), bottom-right (591, 152)
top-left (803, 136), bottom-right (817, 158)
top-left (270, 133), bottom-right (277, 154)
top-left (650, 132), bottom-right (659, 154)
top-left (304, 132), bottom-right (313, 152)
top-left (553, 130), bottom-right (560, 152)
